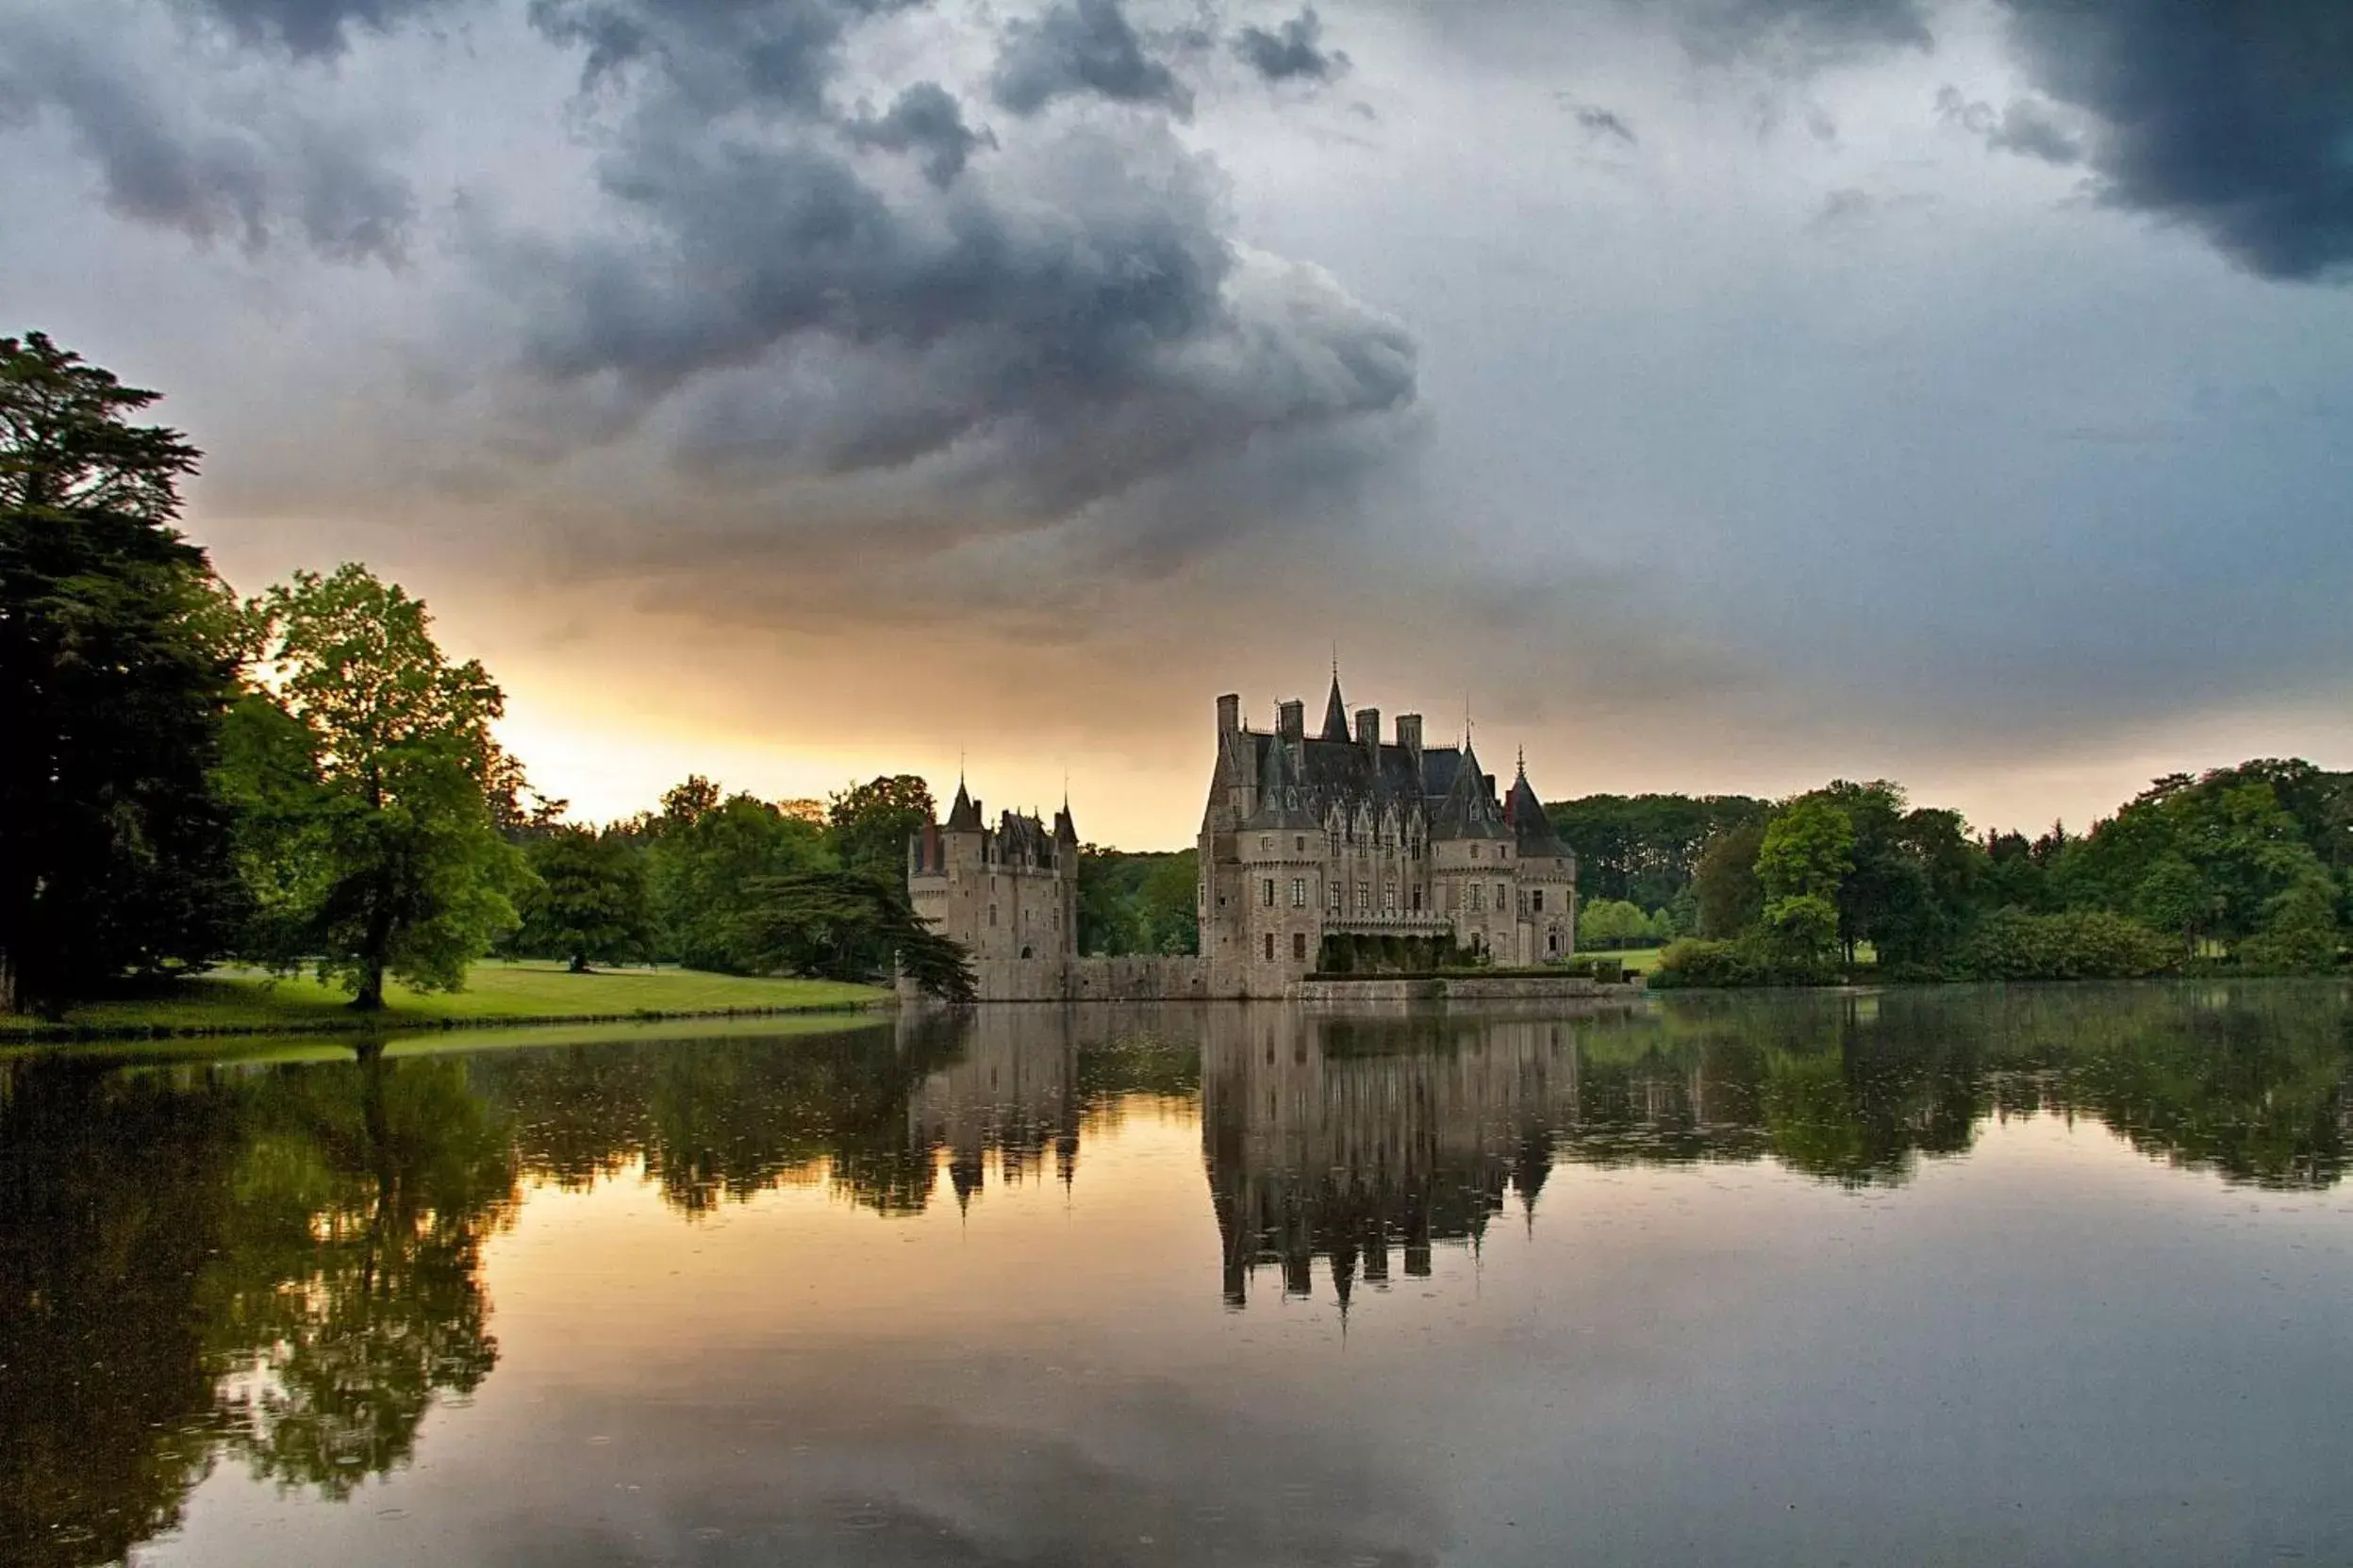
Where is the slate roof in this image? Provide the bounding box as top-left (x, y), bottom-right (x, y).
top-left (1238, 725), bottom-right (1535, 843)
top-left (945, 779), bottom-right (981, 831)
top-left (1504, 759), bottom-right (1568, 857)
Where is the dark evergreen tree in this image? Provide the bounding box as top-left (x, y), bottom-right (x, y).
top-left (0, 332), bottom-right (242, 1011)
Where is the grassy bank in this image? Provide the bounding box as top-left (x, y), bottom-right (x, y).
top-left (1, 961), bottom-right (890, 1043)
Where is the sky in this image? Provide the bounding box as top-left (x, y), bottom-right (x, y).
top-left (4, 0), bottom-right (2348, 849)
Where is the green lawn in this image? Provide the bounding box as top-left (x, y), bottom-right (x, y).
top-left (1, 961), bottom-right (888, 1041)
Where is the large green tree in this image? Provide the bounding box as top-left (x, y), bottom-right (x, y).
top-left (1545, 792), bottom-right (1769, 909)
top-left (1756, 795), bottom-right (1855, 967)
top-left (730, 868), bottom-right (976, 1001)
top-left (513, 826), bottom-right (654, 971)
top-left (232, 565), bottom-right (529, 1009)
top-left (827, 774), bottom-right (936, 882)
top-left (0, 332), bottom-right (243, 1011)
top-left (641, 781), bottom-right (830, 969)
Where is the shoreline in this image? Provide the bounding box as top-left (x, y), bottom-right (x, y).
top-left (0, 997), bottom-right (896, 1047)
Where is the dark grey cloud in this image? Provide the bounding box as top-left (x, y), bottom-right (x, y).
top-left (0, 8), bottom-right (413, 261)
top-left (1995, 0), bottom-right (2353, 281)
top-left (1559, 98), bottom-right (1637, 145)
top-left (846, 81), bottom-right (992, 186)
top-left (990, 0), bottom-right (1193, 118)
top-left (1234, 7), bottom-right (1348, 86)
top-left (187, 0), bottom-right (460, 58)
top-left (528, 0), bottom-right (868, 114)
top-left (1933, 86), bottom-right (2081, 165)
top-left (479, 0), bottom-right (1411, 553)
top-left (1665, 0), bottom-right (1933, 67)
top-left (1672, 0), bottom-right (2351, 283)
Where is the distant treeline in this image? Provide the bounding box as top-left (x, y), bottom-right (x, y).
top-left (1588, 767), bottom-right (2353, 986)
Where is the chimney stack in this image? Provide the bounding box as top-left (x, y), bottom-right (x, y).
top-left (1277, 699), bottom-right (1305, 741)
top-left (1355, 706), bottom-right (1380, 751)
top-left (1217, 692), bottom-right (1240, 734)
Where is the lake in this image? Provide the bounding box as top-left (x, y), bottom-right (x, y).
top-left (6, 983), bottom-right (2351, 1567)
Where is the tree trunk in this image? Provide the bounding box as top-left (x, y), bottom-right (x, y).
top-left (353, 960), bottom-right (387, 1012)
top-left (569, 954), bottom-right (590, 973)
top-left (0, 949), bottom-right (15, 1016)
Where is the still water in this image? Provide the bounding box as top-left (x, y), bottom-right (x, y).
top-left (6, 984), bottom-right (2352, 1567)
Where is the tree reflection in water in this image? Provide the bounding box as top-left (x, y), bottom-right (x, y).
top-left (0, 983), bottom-right (2345, 1563)
top-left (0, 1049), bottom-right (515, 1566)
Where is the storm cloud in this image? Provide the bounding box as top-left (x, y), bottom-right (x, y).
top-left (188, 0), bottom-right (466, 58)
top-left (1934, 86), bottom-right (2081, 166)
top-left (988, 0), bottom-right (1193, 117)
top-left (1996, 0), bottom-right (2353, 280)
top-left (0, 4), bottom-right (415, 260)
top-left (846, 81), bottom-right (994, 186)
top-left (1234, 8), bottom-right (1347, 86)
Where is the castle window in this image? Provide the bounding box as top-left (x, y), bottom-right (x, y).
top-left (1293, 932), bottom-right (1307, 962)
top-left (1411, 886), bottom-right (1423, 912)
top-left (988, 904), bottom-right (999, 927)
top-left (1468, 845), bottom-right (1479, 860)
top-left (1295, 835), bottom-right (1305, 852)
top-left (1532, 889), bottom-right (1545, 914)
top-left (1264, 933), bottom-right (1275, 962)
top-left (1383, 881), bottom-right (1396, 913)
top-left (1500, 846), bottom-right (1509, 860)
top-left (1262, 879), bottom-right (1276, 907)
top-left (1261, 835), bottom-right (1272, 851)
top-left (1329, 882), bottom-right (1343, 913)
top-left (1469, 884), bottom-right (1483, 912)
top-left (1549, 931), bottom-right (1560, 954)
top-left (1355, 881), bottom-right (1369, 913)
top-left (1290, 877), bottom-right (1306, 907)
top-left (1497, 883), bottom-right (1508, 911)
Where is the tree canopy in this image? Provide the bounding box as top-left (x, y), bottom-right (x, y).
top-left (0, 331), bottom-right (241, 1011)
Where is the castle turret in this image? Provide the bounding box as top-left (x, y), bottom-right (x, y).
top-left (1320, 671), bottom-right (1350, 743)
top-left (946, 778), bottom-right (981, 832)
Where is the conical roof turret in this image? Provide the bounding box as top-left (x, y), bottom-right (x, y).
top-left (1432, 738), bottom-right (1507, 840)
top-left (1319, 669), bottom-right (1351, 743)
top-left (946, 777), bottom-right (981, 832)
top-left (1506, 751), bottom-right (1566, 855)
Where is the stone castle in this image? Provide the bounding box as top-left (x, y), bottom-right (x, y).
top-left (905, 671), bottom-right (1578, 999)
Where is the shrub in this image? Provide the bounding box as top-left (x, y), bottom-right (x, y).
top-left (1650, 938), bottom-right (1763, 989)
top-left (1949, 908), bottom-right (2177, 981)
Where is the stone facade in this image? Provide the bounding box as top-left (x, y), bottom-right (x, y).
top-left (1198, 674), bottom-right (1578, 998)
top-left (904, 783), bottom-right (1081, 1000)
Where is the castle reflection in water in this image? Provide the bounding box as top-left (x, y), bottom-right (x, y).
top-left (904, 1001), bottom-right (1767, 1310)
top-left (900, 986), bottom-right (2353, 1309)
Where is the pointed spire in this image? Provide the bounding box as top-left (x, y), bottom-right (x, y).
top-left (946, 775), bottom-right (980, 832)
top-left (1319, 664), bottom-right (1350, 743)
